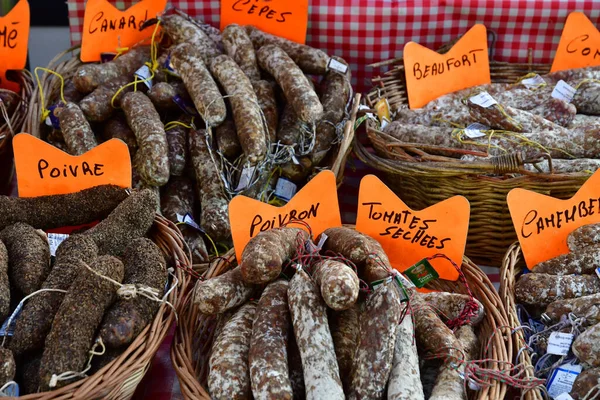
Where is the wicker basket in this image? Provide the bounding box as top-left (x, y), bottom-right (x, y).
top-left (172, 235), bottom-right (514, 400)
top-left (14, 213), bottom-right (187, 399)
top-left (356, 59), bottom-right (590, 266)
top-left (499, 242), bottom-right (545, 400)
top-left (0, 70), bottom-right (34, 194)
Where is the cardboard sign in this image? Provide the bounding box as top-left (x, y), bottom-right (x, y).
top-left (0, 0), bottom-right (29, 92)
top-left (507, 170), bottom-right (600, 268)
top-left (229, 170), bottom-right (341, 261)
top-left (355, 175), bottom-right (470, 281)
top-left (404, 24), bottom-right (491, 109)
top-left (551, 12), bottom-right (600, 73)
top-left (221, 0), bottom-right (308, 44)
top-left (80, 0), bottom-right (167, 62)
top-left (13, 134), bottom-right (131, 197)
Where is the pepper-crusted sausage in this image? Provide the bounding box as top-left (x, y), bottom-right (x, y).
top-left (56, 102), bottom-right (98, 155)
top-left (0, 240), bottom-right (10, 322)
top-left (121, 91), bottom-right (170, 186)
top-left (210, 54), bottom-right (268, 165)
top-left (223, 24), bottom-right (261, 81)
top-left (189, 129), bottom-right (231, 242)
top-left (170, 42), bottom-right (226, 127)
top-left (73, 46), bottom-right (150, 93)
top-left (246, 25), bottom-right (330, 75)
top-left (257, 45), bottom-right (324, 125)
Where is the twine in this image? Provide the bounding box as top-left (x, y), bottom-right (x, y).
top-left (49, 338), bottom-right (105, 388)
top-left (34, 67), bottom-right (66, 123)
top-left (0, 101), bottom-right (13, 136)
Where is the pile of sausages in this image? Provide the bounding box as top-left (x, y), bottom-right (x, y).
top-left (378, 65), bottom-right (600, 175)
top-left (194, 226), bottom-right (486, 399)
top-left (40, 14), bottom-right (354, 263)
top-left (515, 222), bottom-right (600, 399)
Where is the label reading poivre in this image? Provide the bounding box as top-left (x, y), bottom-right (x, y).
top-left (13, 134), bottom-right (131, 197)
top-left (80, 0), bottom-right (167, 62)
top-left (404, 24), bottom-right (491, 109)
top-left (229, 170), bottom-right (342, 262)
top-left (356, 175), bottom-right (470, 281)
top-left (508, 169), bottom-right (600, 268)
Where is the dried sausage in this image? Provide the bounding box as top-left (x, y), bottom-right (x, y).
top-left (516, 273), bottom-right (600, 306)
top-left (193, 267), bottom-right (255, 315)
top-left (223, 24), bottom-right (261, 81)
top-left (56, 102), bottom-right (98, 155)
top-left (312, 259), bottom-right (359, 311)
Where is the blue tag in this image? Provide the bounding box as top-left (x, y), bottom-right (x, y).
top-left (0, 381), bottom-right (18, 397)
top-left (0, 302), bottom-right (23, 337)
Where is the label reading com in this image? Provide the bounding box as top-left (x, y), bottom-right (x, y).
top-left (547, 332), bottom-right (574, 356)
top-left (469, 91), bottom-right (498, 108)
top-left (547, 363), bottom-right (581, 398)
top-left (552, 80), bottom-right (577, 103)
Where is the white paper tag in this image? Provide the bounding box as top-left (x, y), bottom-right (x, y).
top-left (274, 178), bottom-right (297, 202)
top-left (328, 58), bottom-right (349, 74)
top-left (47, 233), bottom-right (69, 257)
top-left (555, 393), bottom-right (575, 400)
top-left (547, 363), bottom-right (582, 398)
top-left (547, 332), bottom-right (574, 356)
top-left (552, 80), bottom-right (577, 103)
top-left (135, 65), bottom-right (153, 89)
top-left (521, 74), bottom-right (546, 89)
top-left (464, 122), bottom-right (489, 139)
top-left (358, 104), bottom-right (376, 121)
top-left (469, 91), bottom-right (498, 108)
top-left (317, 233), bottom-right (328, 249)
top-left (235, 166), bottom-right (256, 191)
top-left (176, 213), bottom-right (202, 231)
top-left (380, 118), bottom-right (390, 130)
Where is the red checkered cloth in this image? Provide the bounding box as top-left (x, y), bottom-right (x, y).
top-left (64, 2), bottom-right (598, 398)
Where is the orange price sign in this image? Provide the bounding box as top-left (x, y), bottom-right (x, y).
top-left (508, 170), bottom-right (600, 269)
top-left (404, 24), bottom-right (491, 109)
top-left (13, 133), bottom-right (131, 197)
top-left (228, 170), bottom-right (341, 261)
top-left (0, 0), bottom-right (29, 92)
top-left (355, 175), bottom-right (470, 281)
top-left (80, 0), bottom-right (167, 62)
top-left (551, 12), bottom-right (600, 73)
top-left (221, 0), bottom-right (308, 44)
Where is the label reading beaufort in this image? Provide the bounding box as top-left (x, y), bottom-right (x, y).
top-left (552, 80), bottom-right (577, 103)
top-left (547, 332), bottom-right (574, 356)
top-left (469, 91), bottom-right (498, 108)
top-left (48, 233), bottom-right (69, 257)
top-left (547, 363), bottom-right (581, 398)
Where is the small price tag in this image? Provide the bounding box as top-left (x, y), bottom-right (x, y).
top-left (463, 122), bottom-right (489, 139)
top-left (469, 91), bottom-right (498, 108)
top-left (403, 259), bottom-right (439, 288)
top-left (547, 363), bottom-right (582, 399)
top-left (552, 80), bottom-right (577, 103)
top-left (236, 166), bottom-right (257, 191)
top-left (521, 74), bottom-right (546, 89)
top-left (274, 178), bottom-right (297, 202)
top-left (176, 213), bottom-right (202, 232)
top-left (47, 233), bottom-right (69, 257)
top-left (375, 98), bottom-right (391, 129)
top-left (134, 65), bottom-right (153, 89)
top-left (327, 58), bottom-right (349, 74)
top-left (44, 103), bottom-right (64, 130)
top-left (547, 332), bottom-right (574, 356)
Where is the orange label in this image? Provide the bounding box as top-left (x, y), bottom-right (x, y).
top-left (80, 0), bottom-right (166, 62)
top-left (0, 0), bottom-right (29, 92)
top-left (355, 175), bottom-right (470, 281)
top-left (508, 170), bottom-right (600, 269)
top-left (221, 0), bottom-right (308, 44)
top-left (404, 24), bottom-right (491, 109)
top-left (551, 12), bottom-right (600, 73)
top-left (229, 170), bottom-right (341, 261)
top-left (13, 133), bottom-right (131, 197)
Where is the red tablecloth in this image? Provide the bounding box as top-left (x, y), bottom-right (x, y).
top-left (64, 1), bottom-right (599, 398)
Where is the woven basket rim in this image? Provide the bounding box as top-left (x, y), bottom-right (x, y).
top-left (172, 230), bottom-right (512, 400)
top-left (359, 58), bottom-right (592, 181)
top-left (18, 212), bottom-right (188, 400)
top-left (0, 70), bottom-right (34, 147)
